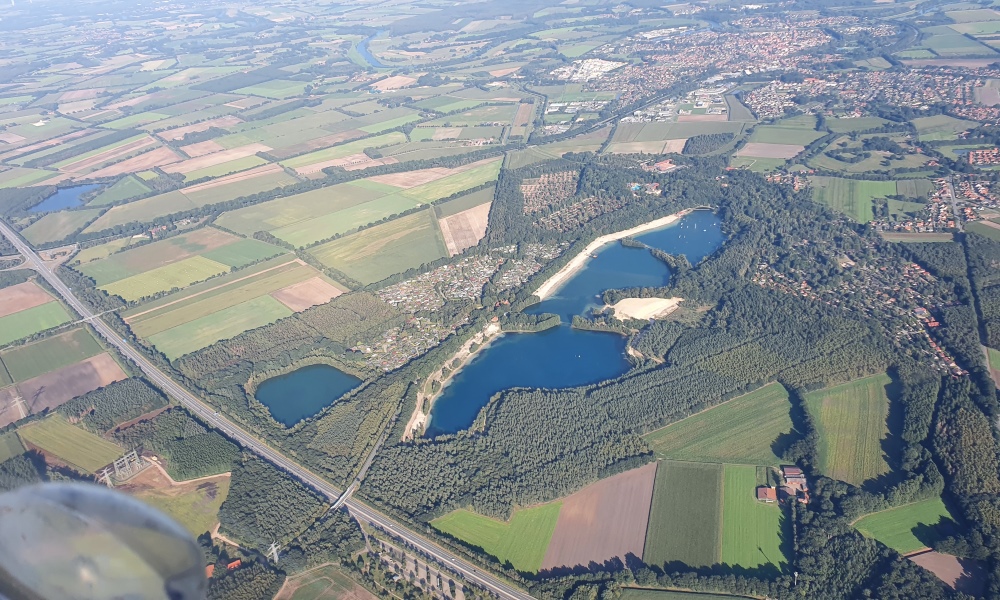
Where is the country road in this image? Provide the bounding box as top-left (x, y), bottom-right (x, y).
top-left (0, 219), bottom-right (533, 600)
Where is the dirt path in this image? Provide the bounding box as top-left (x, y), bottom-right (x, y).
top-left (534, 209), bottom-right (691, 300)
top-left (211, 522), bottom-right (241, 548)
top-left (402, 322), bottom-right (501, 440)
top-left (147, 460), bottom-right (232, 487)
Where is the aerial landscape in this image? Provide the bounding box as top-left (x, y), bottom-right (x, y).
top-left (5, 0), bottom-right (1000, 597)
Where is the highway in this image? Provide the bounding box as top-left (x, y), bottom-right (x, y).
top-left (0, 219), bottom-right (534, 600)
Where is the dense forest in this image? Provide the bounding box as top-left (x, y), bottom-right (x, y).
top-left (112, 408), bottom-right (238, 480)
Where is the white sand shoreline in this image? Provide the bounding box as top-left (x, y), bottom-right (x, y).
top-left (533, 208), bottom-right (693, 300)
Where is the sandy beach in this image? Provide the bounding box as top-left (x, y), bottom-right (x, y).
top-left (607, 297), bottom-right (683, 320)
top-left (533, 209), bottom-right (691, 300)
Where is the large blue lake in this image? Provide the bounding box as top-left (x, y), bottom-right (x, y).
top-left (425, 210), bottom-right (725, 436)
top-left (29, 184), bottom-right (102, 213)
top-left (255, 363), bottom-right (361, 426)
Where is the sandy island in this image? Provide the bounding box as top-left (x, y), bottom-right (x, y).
top-left (533, 209), bottom-right (692, 300)
top-left (607, 297), bottom-right (683, 320)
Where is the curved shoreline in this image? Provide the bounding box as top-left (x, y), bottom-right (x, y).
top-left (533, 208), bottom-right (692, 301)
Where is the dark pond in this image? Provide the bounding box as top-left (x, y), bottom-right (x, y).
top-left (255, 363), bottom-right (361, 426)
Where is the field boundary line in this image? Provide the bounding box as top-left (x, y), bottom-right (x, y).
top-left (123, 257), bottom-right (301, 322)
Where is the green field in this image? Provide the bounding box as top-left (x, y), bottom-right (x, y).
top-left (621, 590), bottom-right (748, 600)
top-left (911, 115), bottom-right (978, 142)
top-left (198, 239), bottom-right (285, 268)
top-left (854, 497), bottom-right (956, 554)
top-left (102, 256), bottom-right (231, 302)
top-left (17, 416), bottom-right (123, 473)
top-left (720, 465), bottom-right (786, 570)
top-left (235, 79), bottom-right (308, 99)
top-left (359, 114), bottom-right (421, 134)
top-left (280, 132), bottom-right (407, 169)
top-left (22, 209), bottom-right (101, 245)
top-left (749, 118), bottom-right (824, 145)
top-left (811, 177), bottom-right (897, 222)
top-left (134, 476), bottom-right (231, 536)
top-left (966, 221), bottom-right (1000, 242)
top-left (0, 431), bottom-right (25, 463)
top-left (643, 461), bottom-right (723, 568)
top-left (89, 176), bottom-right (152, 207)
top-left (83, 170), bottom-right (299, 232)
top-left (0, 302), bottom-right (73, 346)
top-left (286, 564), bottom-right (375, 600)
top-left (73, 238), bottom-right (137, 265)
top-left (147, 294), bottom-right (294, 359)
top-left (309, 209), bottom-right (448, 285)
top-left (804, 373), bottom-right (892, 487)
top-left (435, 186), bottom-right (495, 218)
top-left (215, 183), bottom-right (388, 236)
top-left (642, 383), bottom-right (793, 466)
top-left (0, 328), bottom-right (102, 382)
top-left (127, 261), bottom-right (319, 338)
top-left (272, 194), bottom-right (422, 247)
top-left (182, 155), bottom-right (268, 181)
top-left (431, 503), bottom-right (562, 573)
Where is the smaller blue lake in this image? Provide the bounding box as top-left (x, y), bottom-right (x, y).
top-left (426, 210), bottom-right (725, 437)
top-left (29, 184), bottom-right (102, 213)
top-left (255, 363), bottom-right (361, 426)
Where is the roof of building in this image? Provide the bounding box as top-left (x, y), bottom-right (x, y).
top-left (757, 486), bottom-right (777, 501)
top-left (227, 560), bottom-right (242, 570)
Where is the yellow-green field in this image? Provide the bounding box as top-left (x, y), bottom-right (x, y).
top-left (18, 416), bottom-right (123, 473)
top-left (804, 373), bottom-right (892, 487)
top-left (309, 209), bottom-right (448, 285)
top-left (280, 132), bottom-right (407, 169)
top-left (101, 256), bottom-right (230, 302)
top-left (431, 503), bottom-right (562, 573)
top-left (642, 383), bottom-right (794, 466)
top-left (854, 497), bottom-right (956, 554)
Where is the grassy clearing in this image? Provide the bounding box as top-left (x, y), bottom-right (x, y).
top-left (22, 209), bottom-right (102, 245)
top-left (643, 461), bottom-right (723, 568)
top-left (811, 176), bottom-right (897, 222)
top-left (911, 115), bottom-right (978, 141)
top-left (720, 465), bottom-right (786, 570)
top-left (0, 431), bottom-right (25, 463)
top-left (309, 209), bottom-right (447, 285)
top-left (284, 564), bottom-right (375, 600)
top-left (431, 503), bottom-right (562, 573)
top-left (0, 302), bottom-right (73, 347)
top-left (0, 328), bottom-right (102, 382)
top-left (147, 295), bottom-right (293, 359)
top-left (89, 176), bottom-right (152, 207)
top-left (749, 123), bottom-right (824, 146)
top-left (804, 373), bottom-right (892, 487)
top-left (134, 477), bottom-right (231, 536)
top-left (18, 416), bottom-right (122, 473)
top-left (643, 383), bottom-right (793, 466)
top-left (73, 238), bottom-right (138, 266)
top-left (127, 262), bottom-right (316, 338)
top-left (102, 256), bottom-right (231, 301)
top-left (78, 228), bottom-right (238, 285)
top-left (854, 497), bottom-right (956, 554)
